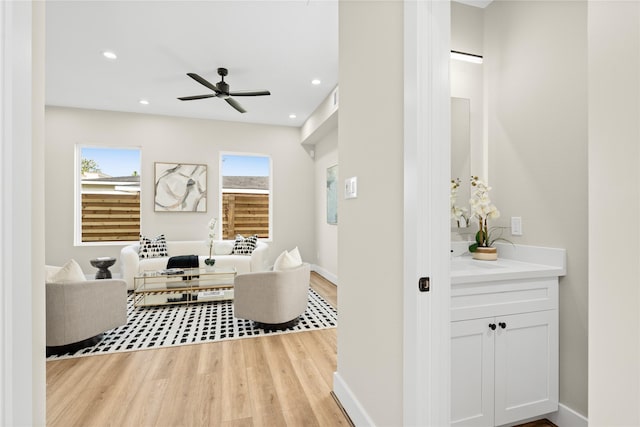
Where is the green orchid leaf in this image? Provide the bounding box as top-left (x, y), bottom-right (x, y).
top-left (469, 243), bottom-right (478, 252)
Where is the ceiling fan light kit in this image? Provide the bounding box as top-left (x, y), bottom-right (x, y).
top-left (178, 67), bottom-right (271, 114)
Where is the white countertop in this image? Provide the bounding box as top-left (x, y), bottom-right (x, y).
top-left (450, 242), bottom-right (567, 285)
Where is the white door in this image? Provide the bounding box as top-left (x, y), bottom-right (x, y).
top-left (494, 310), bottom-right (559, 426)
top-left (451, 318), bottom-right (495, 427)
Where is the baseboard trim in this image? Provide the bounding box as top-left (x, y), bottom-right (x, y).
top-left (546, 403), bottom-right (588, 427)
top-left (333, 371), bottom-right (375, 426)
top-left (311, 264), bottom-right (338, 285)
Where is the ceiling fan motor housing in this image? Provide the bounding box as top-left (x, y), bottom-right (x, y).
top-left (217, 81), bottom-right (230, 95)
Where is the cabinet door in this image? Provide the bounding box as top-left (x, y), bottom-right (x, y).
top-left (451, 318), bottom-right (495, 427)
top-left (494, 310), bottom-right (558, 426)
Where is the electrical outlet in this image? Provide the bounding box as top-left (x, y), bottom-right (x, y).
top-left (511, 216), bottom-right (523, 236)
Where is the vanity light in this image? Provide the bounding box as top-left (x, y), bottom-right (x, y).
top-left (102, 51), bottom-right (118, 60)
top-left (450, 50), bottom-right (483, 64)
top-left (311, 79), bottom-right (321, 85)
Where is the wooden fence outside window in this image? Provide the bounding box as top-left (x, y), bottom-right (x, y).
top-left (222, 192), bottom-right (269, 239)
top-left (81, 193), bottom-right (140, 242)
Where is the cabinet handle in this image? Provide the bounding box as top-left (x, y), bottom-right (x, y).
top-left (489, 323), bottom-right (497, 330)
top-left (499, 322), bottom-right (507, 329)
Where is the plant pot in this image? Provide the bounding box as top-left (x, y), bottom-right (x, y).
top-left (204, 258), bottom-right (216, 270)
top-left (472, 246), bottom-right (498, 261)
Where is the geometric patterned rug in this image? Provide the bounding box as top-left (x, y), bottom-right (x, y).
top-left (46, 288), bottom-right (337, 361)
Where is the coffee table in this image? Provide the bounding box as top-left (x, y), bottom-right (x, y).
top-left (133, 267), bottom-right (237, 307)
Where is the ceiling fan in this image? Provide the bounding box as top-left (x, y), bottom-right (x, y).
top-left (177, 67), bottom-right (271, 114)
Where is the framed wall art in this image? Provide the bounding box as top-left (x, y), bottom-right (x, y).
top-left (327, 164), bottom-right (338, 224)
top-left (154, 162), bottom-right (207, 212)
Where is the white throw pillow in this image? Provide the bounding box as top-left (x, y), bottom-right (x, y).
top-left (289, 247), bottom-right (302, 264)
top-left (45, 265), bottom-right (62, 282)
top-left (214, 241), bottom-right (234, 255)
top-left (273, 247), bottom-right (303, 271)
top-left (49, 259), bottom-right (86, 283)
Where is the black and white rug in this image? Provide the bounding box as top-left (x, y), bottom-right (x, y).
top-left (47, 288), bottom-right (337, 360)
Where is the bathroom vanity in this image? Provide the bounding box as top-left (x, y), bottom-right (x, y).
top-left (450, 243), bottom-right (566, 427)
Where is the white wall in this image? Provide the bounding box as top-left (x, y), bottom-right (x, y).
top-left (484, 0), bottom-right (588, 417)
top-left (313, 128), bottom-right (338, 283)
top-left (336, 1), bottom-right (405, 425)
top-left (588, 2), bottom-right (640, 425)
top-left (44, 107), bottom-right (315, 273)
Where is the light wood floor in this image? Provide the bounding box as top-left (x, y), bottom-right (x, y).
top-left (47, 272), bottom-right (349, 427)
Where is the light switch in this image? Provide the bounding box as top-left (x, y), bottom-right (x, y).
top-left (345, 176), bottom-right (357, 199)
top-left (511, 216), bottom-right (522, 236)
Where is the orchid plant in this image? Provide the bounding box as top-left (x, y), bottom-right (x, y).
top-left (205, 218), bottom-right (217, 266)
top-left (468, 176), bottom-right (508, 252)
top-left (450, 178), bottom-right (470, 228)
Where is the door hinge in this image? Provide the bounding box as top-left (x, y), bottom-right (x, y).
top-left (418, 277), bottom-right (430, 292)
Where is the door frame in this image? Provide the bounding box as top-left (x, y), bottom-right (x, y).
top-left (403, 0), bottom-right (451, 425)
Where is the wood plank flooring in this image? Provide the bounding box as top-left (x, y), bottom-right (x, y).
top-left (47, 272), bottom-right (349, 427)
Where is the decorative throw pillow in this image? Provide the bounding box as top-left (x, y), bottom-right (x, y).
top-left (232, 234), bottom-right (259, 255)
top-left (214, 241), bottom-right (234, 255)
top-left (45, 265), bottom-right (62, 282)
top-left (289, 246), bottom-right (302, 264)
top-left (138, 234), bottom-right (168, 259)
top-left (49, 259), bottom-right (87, 283)
top-left (274, 247), bottom-right (303, 271)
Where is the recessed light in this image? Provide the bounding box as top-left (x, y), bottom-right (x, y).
top-left (289, 114), bottom-right (297, 119)
top-left (311, 79), bottom-right (321, 85)
top-left (139, 99), bottom-right (149, 105)
top-left (102, 51), bottom-right (118, 60)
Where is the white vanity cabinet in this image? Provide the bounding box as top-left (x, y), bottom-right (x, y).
top-left (451, 277), bottom-right (559, 427)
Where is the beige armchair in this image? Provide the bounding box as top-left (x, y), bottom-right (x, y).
top-left (234, 263), bottom-right (311, 330)
top-left (46, 278), bottom-right (127, 350)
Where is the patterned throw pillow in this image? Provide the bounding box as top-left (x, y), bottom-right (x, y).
top-left (138, 234), bottom-right (168, 259)
top-left (232, 234), bottom-right (259, 255)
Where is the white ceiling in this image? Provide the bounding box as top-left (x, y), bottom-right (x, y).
top-left (45, 1), bottom-right (339, 128)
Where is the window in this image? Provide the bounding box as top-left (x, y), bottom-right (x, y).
top-left (220, 154), bottom-right (271, 239)
top-left (76, 146), bottom-right (141, 244)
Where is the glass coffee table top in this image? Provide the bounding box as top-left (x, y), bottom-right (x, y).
top-left (133, 267), bottom-right (237, 307)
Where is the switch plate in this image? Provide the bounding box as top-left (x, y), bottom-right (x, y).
top-left (511, 216), bottom-right (523, 236)
top-left (345, 176), bottom-right (358, 199)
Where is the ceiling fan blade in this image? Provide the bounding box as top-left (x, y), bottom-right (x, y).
top-left (177, 94), bottom-right (217, 101)
top-left (228, 90), bottom-right (271, 97)
top-left (187, 73), bottom-right (219, 93)
top-left (225, 97), bottom-right (247, 113)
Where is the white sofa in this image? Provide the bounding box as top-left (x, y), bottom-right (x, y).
top-left (120, 240), bottom-right (269, 290)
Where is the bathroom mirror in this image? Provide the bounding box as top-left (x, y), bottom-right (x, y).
top-left (451, 97), bottom-right (471, 225)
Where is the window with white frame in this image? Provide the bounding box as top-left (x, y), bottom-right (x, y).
top-left (220, 154), bottom-right (271, 240)
top-left (76, 146), bottom-right (141, 244)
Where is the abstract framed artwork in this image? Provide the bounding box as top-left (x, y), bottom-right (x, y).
top-left (326, 164), bottom-right (338, 224)
top-left (154, 162), bottom-right (207, 212)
